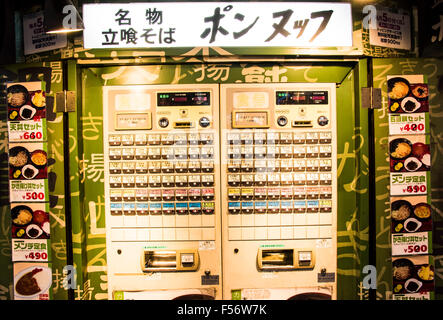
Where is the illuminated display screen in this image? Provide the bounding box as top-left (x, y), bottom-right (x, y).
top-left (157, 92), bottom-right (210, 106)
top-left (276, 91), bottom-right (328, 105)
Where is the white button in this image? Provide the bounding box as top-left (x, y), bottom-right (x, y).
top-left (137, 215), bottom-right (149, 226)
top-left (189, 215), bottom-right (202, 227)
top-left (254, 214), bottom-right (267, 227)
top-left (189, 228), bottom-right (202, 240)
top-left (123, 215), bottom-right (137, 227)
top-left (124, 229), bottom-right (137, 241)
top-left (267, 214), bottom-right (281, 226)
top-left (110, 229), bottom-right (124, 241)
top-left (319, 226), bottom-right (332, 238)
top-left (149, 229), bottom-right (162, 241)
top-left (137, 229), bottom-right (149, 241)
top-left (110, 215), bottom-right (124, 227)
top-left (254, 227), bottom-right (267, 240)
top-left (228, 214), bottom-right (242, 227)
top-left (320, 212), bottom-right (333, 225)
top-left (306, 213), bottom-right (319, 225)
top-left (162, 215), bottom-right (175, 227)
top-left (306, 226), bottom-right (319, 238)
top-left (281, 214), bottom-right (293, 226)
top-left (202, 214), bottom-right (215, 227)
top-left (228, 228), bottom-right (242, 240)
top-left (267, 227), bottom-right (280, 239)
top-left (176, 228), bottom-right (189, 241)
top-left (293, 226), bottom-right (306, 239)
top-left (149, 215), bottom-right (162, 227)
top-left (281, 227), bottom-right (293, 239)
top-left (176, 215), bottom-right (189, 227)
top-left (241, 227), bottom-right (254, 240)
top-left (163, 228), bottom-right (176, 241)
top-left (241, 214), bottom-right (254, 227)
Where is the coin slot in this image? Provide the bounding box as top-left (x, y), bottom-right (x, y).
top-left (292, 120), bottom-right (313, 127)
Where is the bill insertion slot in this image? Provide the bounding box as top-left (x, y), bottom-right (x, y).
top-left (174, 121), bottom-right (194, 128)
top-left (292, 120), bottom-right (312, 127)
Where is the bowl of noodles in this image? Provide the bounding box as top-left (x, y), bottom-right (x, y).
top-left (7, 84), bottom-right (29, 108)
top-left (393, 258), bottom-right (414, 281)
top-left (388, 77), bottom-right (410, 100)
top-left (11, 205), bottom-right (34, 227)
top-left (389, 138), bottom-right (412, 160)
top-left (9, 146), bottom-right (30, 169)
top-left (391, 200), bottom-right (413, 221)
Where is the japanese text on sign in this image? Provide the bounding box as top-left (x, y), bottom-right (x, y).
top-left (83, 2), bottom-right (353, 48)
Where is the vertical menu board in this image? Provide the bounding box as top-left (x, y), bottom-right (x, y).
top-left (387, 76), bottom-right (435, 299)
top-left (6, 82), bottom-right (52, 300)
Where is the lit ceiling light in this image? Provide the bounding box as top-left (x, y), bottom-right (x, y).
top-left (44, 0), bottom-right (84, 34)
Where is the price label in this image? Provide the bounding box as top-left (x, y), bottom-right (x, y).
top-left (8, 119), bottom-right (47, 142)
top-left (391, 232), bottom-right (431, 256)
top-left (393, 292), bottom-right (432, 300)
top-left (389, 113), bottom-right (428, 135)
top-left (9, 179), bottom-right (49, 202)
top-left (12, 239), bottom-right (49, 262)
top-left (390, 172), bottom-right (429, 196)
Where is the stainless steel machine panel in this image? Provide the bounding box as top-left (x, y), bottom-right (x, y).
top-left (220, 83), bottom-right (337, 300)
top-left (103, 84), bottom-right (222, 299)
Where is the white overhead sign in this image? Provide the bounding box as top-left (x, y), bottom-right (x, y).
top-left (83, 2), bottom-right (353, 49)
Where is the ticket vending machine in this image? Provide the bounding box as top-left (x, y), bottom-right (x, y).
top-left (220, 83), bottom-right (337, 300)
top-left (103, 84), bottom-right (222, 300)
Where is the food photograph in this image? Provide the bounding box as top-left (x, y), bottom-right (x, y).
top-left (389, 136), bottom-right (431, 172)
top-left (387, 77), bottom-right (429, 114)
top-left (13, 263), bottom-right (52, 300)
top-left (11, 203), bottom-right (50, 240)
top-left (7, 84), bottom-right (46, 121)
top-left (8, 143), bottom-right (48, 180)
top-left (391, 196), bottom-right (432, 233)
top-left (392, 256), bottom-right (435, 295)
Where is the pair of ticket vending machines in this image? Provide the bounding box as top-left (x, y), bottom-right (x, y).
top-left (103, 83), bottom-right (337, 300)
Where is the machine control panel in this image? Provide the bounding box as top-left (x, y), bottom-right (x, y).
top-left (107, 131), bottom-right (217, 229)
top-left (103, 84), bottom-right (221, 299)
top-left (224, 131), bottom-right (333, 240)
top-left (102, 83), bottom-right (337, 300)
top-left (221, 83), bottom-right (337, 299)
